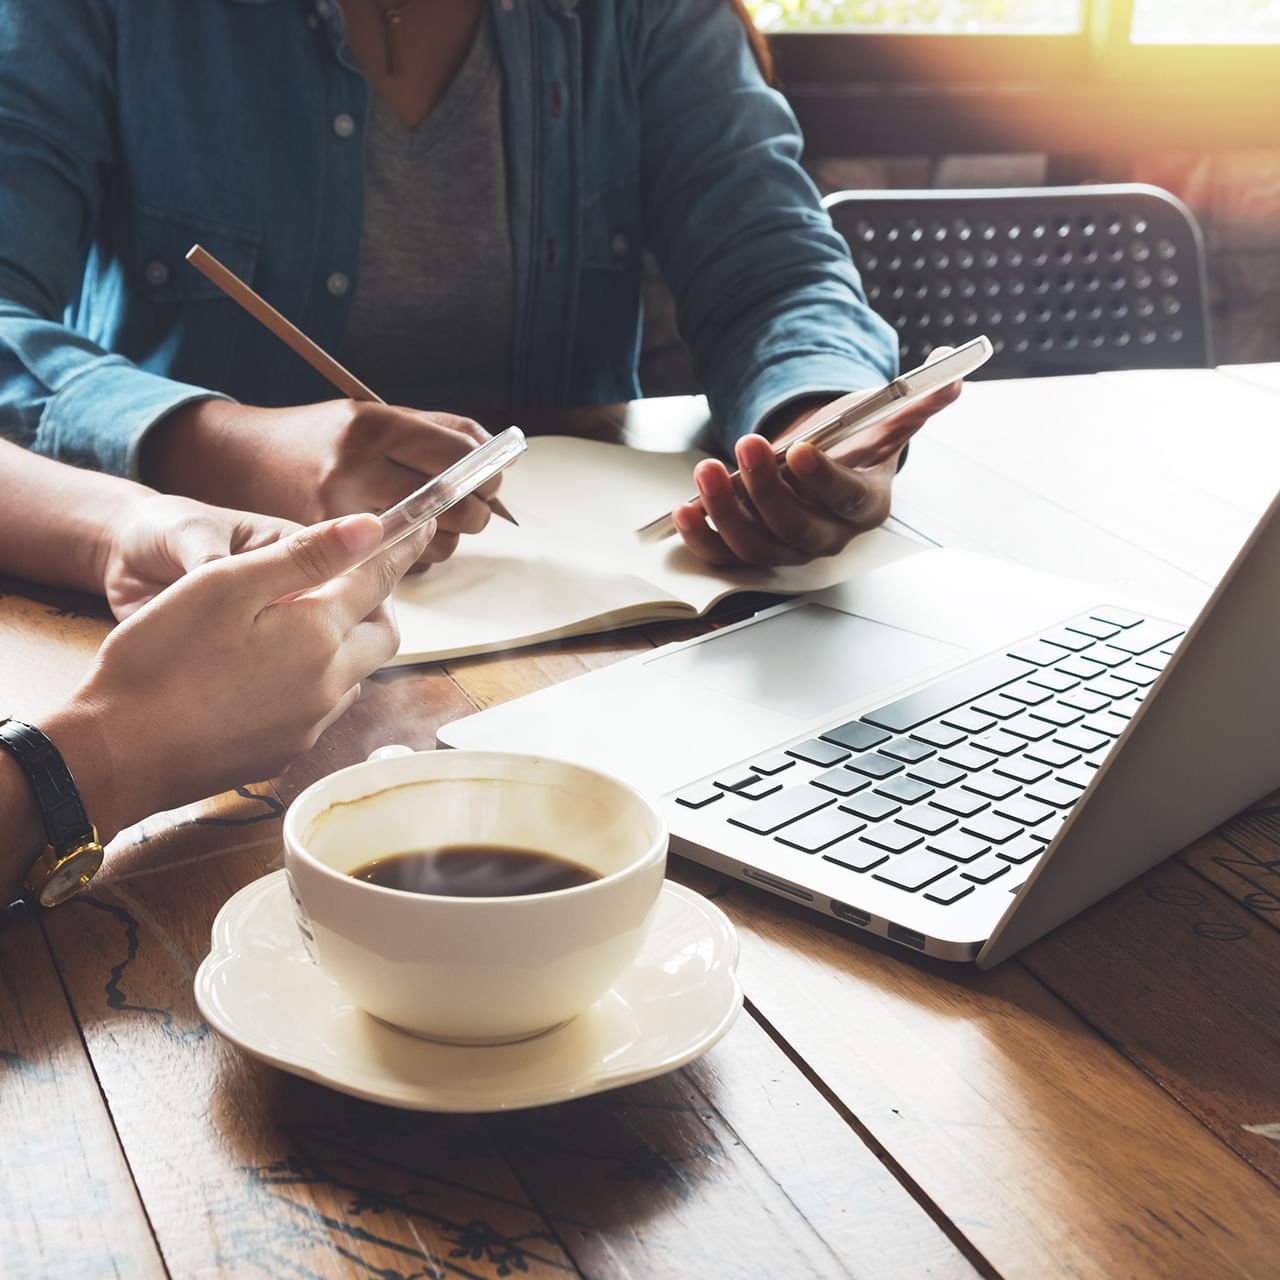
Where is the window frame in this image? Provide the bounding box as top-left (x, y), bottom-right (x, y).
top-left (766, 0), bottom-right (1280, 158)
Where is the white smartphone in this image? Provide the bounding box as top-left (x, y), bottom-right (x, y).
top-left (635, 335), bottom-right (993, 542)
top-left (350, 426), bottom-right (527, 570)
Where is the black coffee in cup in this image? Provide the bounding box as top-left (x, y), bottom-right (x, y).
top-left (350, 845), bottom-right (600, 898)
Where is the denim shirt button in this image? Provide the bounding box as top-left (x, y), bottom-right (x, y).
top-left (144, 261), bottom-right (169, 287)
top-left (326, 271), bottom-right (350, 297)
top-left (333, 113), bottom-right (355, 139)
top-left (610, 232), bottom-right (630, 258)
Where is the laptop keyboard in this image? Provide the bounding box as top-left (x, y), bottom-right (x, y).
top-left (673, 608), bottom-right (1184, 911)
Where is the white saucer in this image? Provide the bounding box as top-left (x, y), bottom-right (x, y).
top-left (194, 872), bottom-right (742, 1112)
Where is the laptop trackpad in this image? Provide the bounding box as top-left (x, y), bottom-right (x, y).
top-left (646, 603), bottom-right (962, 720)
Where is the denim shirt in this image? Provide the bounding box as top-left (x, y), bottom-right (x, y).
top-left (0, 0), bottom-right (897, 477)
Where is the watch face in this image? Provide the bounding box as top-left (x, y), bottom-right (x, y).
top-left (40, 847), bottom-right (105, 907)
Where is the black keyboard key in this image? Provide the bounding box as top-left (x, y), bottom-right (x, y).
top-left (877, 775), bottom-right (935, 805)
top-left (822, 841), bottom-right (889, 873)
top-left (752, 753), bottom-right (797, 776)
top-left (881, 737), bottom-right (936, 764)
top-left (897, 804), bottom-right (958, 836)
top-left (729, 786), bottom-right (833, 835)
top-left (862, 821), bottom-right (925, 854)
top-left (961, 813), bottom-right (1024, 844)
top-left (908, 759), bottom-right (967, 788)
top-left (873, 850), bottom-right (955, 891)
top-left (940, 745), bottom-right (995, 773)
top-left (1027, 779), bottom-right (1084, 809)
top-left (996, 833), bottom-right (1048, 865)
top-left (926, 831), bottom-right (991, 862)
top-left (931, 790), bottom-right (990, 818)
top-left (911, 722), bottom-right (967, 749)
top-left (1106, 619), bottom-right (1184, 655)
top-left (775, 809), bottom-right (868, 853)
top-left (995, 795), bottom-right (1057, 827)
top-left (925, 876), bottom-right (974, 905)
top-left (847, 751), bottom-right (904, 780)
top-left (963, 773), bottom-right (1021, 801)
top-left (961, 853), bottom-right (1012, 883)
top-left (785, 738), bottom-right (851, 767)
top-left (737, 776), bottom-right (784, 800)
top-left (715, 769), bottom-right (758, 792)
top-left (862, 654), bottom-right (1034, 733)
top-left (811, 767), bottom-right (870, 797)
top-left (840, 792), bottom-right (902, 822)
top-left (994, 756), bottom-right (1053, 784)
top-left (1055, 655), bottom-right (1108, 680)
top-left (941, 707), bottom-right (996, 734)
top-left (675, 784), bottom-right (723, 810)
top-left (820, 720), bottom-right (892, 752)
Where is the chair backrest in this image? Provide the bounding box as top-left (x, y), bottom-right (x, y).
top-left (823, 184), bottom-right (1212, 378)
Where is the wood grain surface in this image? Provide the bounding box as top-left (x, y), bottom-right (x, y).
top-left (3, 375), bottom-right (1280, 1279)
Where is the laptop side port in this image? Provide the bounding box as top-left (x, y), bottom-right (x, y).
top-left (887, 923), bottom-right (927, 951)
top-left (829, 900), bottom-right (871, 927)
top-left (741, 868), bottom-right (813, 901)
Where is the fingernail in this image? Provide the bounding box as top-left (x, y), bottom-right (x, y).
top-left (335, 513), bottom-right (382, 554)
top-left (695, 463), bottom-right (724, 497)
top-left (737, 436), bottom-right (769, 472)
top-left (789, 442), bottom-right (820, 476)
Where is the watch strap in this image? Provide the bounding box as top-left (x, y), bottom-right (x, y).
top-left (0, 716), bottom-right (96, 853)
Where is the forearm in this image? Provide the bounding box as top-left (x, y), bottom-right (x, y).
top-left (0, 698), bottom-right (130, 907)
top-left (0, 438), bottom-right (144, 594)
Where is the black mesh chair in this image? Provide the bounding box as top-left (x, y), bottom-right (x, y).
top-left (823, 184), bottom-right (1213, 378)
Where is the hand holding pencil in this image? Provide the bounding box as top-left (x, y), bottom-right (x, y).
top-left (137, 246), bottom-right (516, 562)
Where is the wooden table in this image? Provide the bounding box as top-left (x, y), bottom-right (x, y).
top-left (4, 370), bottom-right (1280, 1279)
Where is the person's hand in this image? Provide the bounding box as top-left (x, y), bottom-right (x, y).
top-left (48, 512), bottom-right (432, 842)
top-left (141, 399), bottom-right (505, 568)
top-left (672, 350), bottom-right (963, 568)
top-left (100, 492), bottom-right (299, 620)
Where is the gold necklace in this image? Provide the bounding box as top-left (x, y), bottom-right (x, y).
top-left (367, 0), bottom-right (422, 77)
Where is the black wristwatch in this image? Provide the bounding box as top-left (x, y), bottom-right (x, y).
top-left (0, 715), bottom-right (104, 907)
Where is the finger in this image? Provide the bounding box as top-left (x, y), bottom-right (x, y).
top-left (414, 529), bottom-right (460, 565)
top-left (693, 458), bottom-right (807, 567)
top-left (310, 683), bottom-right (363, 742)
top-left (321, 520), bottom-right (433, 627)
top-left (207, 512), bottom-right (384, 608)
top-left (169, 519), bottom-right (234, 573)
top-left (735, 435), bottom-right (849, 554)
top-left (787, 442), bottom-right (891, 531)
top-left (229, 512), bottom-right (301, 554)
top-left (333, 610), bottom-right (404, 690)
top-left (672, 502), bottom-right (747, 568)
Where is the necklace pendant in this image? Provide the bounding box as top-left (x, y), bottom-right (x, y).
top-left (383, 8), bottom-right (402, 77)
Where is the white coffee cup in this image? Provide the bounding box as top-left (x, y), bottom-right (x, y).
top-left (283, 749), bottom-right (667, 1044)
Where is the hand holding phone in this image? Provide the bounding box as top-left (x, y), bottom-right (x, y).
top-left (349, 426), bottom-right (527, 572)
top-left (636, 337), bottom-right (992, 542)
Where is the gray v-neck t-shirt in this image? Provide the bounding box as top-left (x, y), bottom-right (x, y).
top-left (342, 14), bottom-right (513, 412)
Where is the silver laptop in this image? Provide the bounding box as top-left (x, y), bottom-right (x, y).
top-left (439, 487), bottom-right (1280, 967)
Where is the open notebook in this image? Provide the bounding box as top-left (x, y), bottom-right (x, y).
top-left (388, 436), bottom-right (921, 666)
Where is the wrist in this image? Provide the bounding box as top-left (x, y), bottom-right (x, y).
top-left (139, 396), bottom-right (247, 506)
top-left (0, 746), bottom-right (45, 906)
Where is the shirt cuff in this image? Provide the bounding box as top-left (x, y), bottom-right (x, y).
top-left (35, 358), bottom-right (232, 480)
